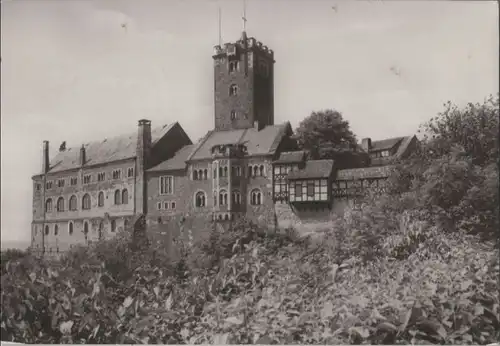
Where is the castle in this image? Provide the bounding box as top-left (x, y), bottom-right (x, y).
top-left (31, 30), bottom-right (418, 255)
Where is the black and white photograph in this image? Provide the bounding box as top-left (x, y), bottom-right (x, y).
top-left (1, 0), bottom-right (499, 344)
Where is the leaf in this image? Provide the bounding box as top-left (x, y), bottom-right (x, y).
top-left (461, 279), bottom-right (473, 291)
top-left (417, 319), bottom-right (447, 340)
top-left (180, 328), bottom-right (190, 340)
top-left (213, 333), bottom-right (230, 344)
top-left (349, 326), bottom-right (370, 339)
top-left (225, 316), bottom-right (244, 325)
top-left (165, 293), bottom-right (173, 310)
top-left (474, 304), bottom-right (484, 316)
top-left (399, 303), bottom-right (415, 334)
top-left (376, 322), bottom-right (398, 333)
top-left (123, 296), bottom-right (134, 308)
top-left (321, 301), bottom-right (334, 320)
top-left (59, 320), bottom-right (74, 335)
top-left (29, 272), bottom-right (36, 282)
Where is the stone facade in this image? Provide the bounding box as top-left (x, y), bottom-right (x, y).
top-left (30, 30), bottom-right (419, 253)
top-left (31, 122), bottom-right (192, 255)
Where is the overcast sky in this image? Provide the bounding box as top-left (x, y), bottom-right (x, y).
top-left (1, 0), bottom-right (498, 242)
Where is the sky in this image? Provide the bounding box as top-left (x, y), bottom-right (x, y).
top-left (1, 0), bottom-right (498, 243)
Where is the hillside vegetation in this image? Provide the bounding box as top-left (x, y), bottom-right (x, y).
top-left (1, 95), bottom-right (499, 344)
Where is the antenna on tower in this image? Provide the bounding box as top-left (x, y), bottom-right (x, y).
top-left (242, 0), bottom-right (247, 32)
top-left (218, 6), bottom-right (222, 46)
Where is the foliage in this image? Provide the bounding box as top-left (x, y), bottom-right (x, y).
top-left (1, 248), bottom-right (29, 274)
top-left (294, 109), bottom-right (370, 168)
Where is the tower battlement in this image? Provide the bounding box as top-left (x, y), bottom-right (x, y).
top-left (213, 36), bottom-right (274, 61)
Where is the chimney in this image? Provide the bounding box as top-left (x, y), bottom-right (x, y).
top-left (136, 119), bottom-right (152, 215)
top-left (79, 145), bottom-right (86, 166)
top-left (42, 141), bottom-right (50, 173)
top-left (361, 138), bottom-right (372, 152)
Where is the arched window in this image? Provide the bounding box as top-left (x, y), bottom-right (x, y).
top-left (111, 220), bottom-right (116, 232)
top-left (223, 166), bottom-right (228, 177)
top-left (193, 170), bottom-right (198, 180)
top-left (45, 198), bottom-right (53, 212)
top-left (124, 219), bottom-right (129, 228)
top-left (224, 214), bottom-right (229, 221)
top-left (229, 60), bottom-right (238, 72)
top-left (253, 166), bottom-right (259, 177)
top-left (98, 221), bottom-right (103, 240)
top-left (219, 167), bottom-right (223, 177)
top-left (82, 194), bottom-right (91, 210)
top-left (250, 189), bottom-right (262, 205)
top-left (195, 191), bottom-right (206, 207)
top-left (114, 190), bottom-right (121, 205)
top-left (44, 225), bottom-right (49, 235)
top-left (122, 189), bottom-right (128, 204)
top-left (68, 221), bottom-right (74, 235)
top-left (84, 221), bottom-right (89, 235)
top-left (56, 197), bottom-right (64, 212)
top-left (232, 191), bottom-right (241, 205)
top-left (54, 224), bottom-right (59, 236)
top-left (98, 191), bottom-right (105, 207)
top-left (203, 169), bottom-right (208, 180)
top-left (259, 165), bottom-right (264, 177)
top-left (229, 84), bottom-right (238, 96)
top-left (219, 190), bottom-right (228, 206)
top-left (69, 195), bottom-right (77, 211)
top-left (197, 170), bottom-right (202, 180)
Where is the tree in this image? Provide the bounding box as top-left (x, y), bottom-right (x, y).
top-left (293, 109), bottom-right (369, 169)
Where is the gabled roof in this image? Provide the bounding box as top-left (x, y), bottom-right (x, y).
top-left (370, 136), bottom-right (407, 152)
top-left (43, 123), bottom-right (175, 174)
top-left (287, 159), bottom-right (334, 180)
top-left (187, 122), bottom-right (291, 161)
top-left (273, 150), bottom-right (307, 164)
top-left (148, 144), bottom-right (196, 172)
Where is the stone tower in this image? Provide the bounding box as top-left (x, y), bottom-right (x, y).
top-left (213, 31), bottom-right (275, 131)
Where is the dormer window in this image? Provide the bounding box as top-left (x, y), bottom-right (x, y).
top-left (229, 84), bottom-right (238, 96)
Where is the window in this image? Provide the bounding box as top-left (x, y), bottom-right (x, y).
top-left (70, 177), bottom-right (78, 186)
top-left (229, 60), bottom-right (239, 72)
top-left (171, 201), bottom-right (176, 209)
top-left (203, 169), bottom-right (208, 180)
top-left (114, 190), bottom-right (121, 205)
top-left (127, 167), bottom-right (134, 178)
top-left (253, 166), bottom-right (258, 177)
top-left (122, 189), bottom-right (128, 204)
top-left (98, 191), bottom-right (105, 207)
top-left (45, 225), bottom-right (49, 235)
top-left (84, 222), bottom-right (89, 235)
top-left (230, 110), bottom-right (236, 120)
top-left (382, 150), bottom-right (390, 157)
top-left (56, 197), bottom-right (65, 212)
top-left (163, 201), bottom-right (169, 210)
top-left (69, 195), bottom-right (77, 211)
top-left (158, 217), bottom-right (162, 224)
top-left (219, 190), bottom-right (228, 206)
top-left (83, 175), bottom-right (91, 184)
top-left (82, 194), bottom-right (91, 210)
top-left (124, 219), bottom-right (129, 228)
top-left (259, 165), bottom-right (264, 177)
top-left (223, 166), bottom-right (228, 177)
top-left (97, 172), bottom-right (106, 182)
top-left (54, 225), bottom-right (59, 236)
top-left (57, 179), bottom-right (65, 188)
top-left (160, 176), bottom-right (174, 195)
top-left (233, 166), bottom-right (242, 177)
top-left (36, 183), bottom-right (41, 191)
top-left (295, 182), bottom-right (303, 198)
top-left (112, 169), bottom-right (122, 180)
top-left (157, 202), bottom-right (162, 210)
top-left (213, 168), bottom-right (217, 179)
top-left (68, 222), bottom-right (74, 235)
top-left (195, 191), bottom-right (206, 207)
top-left (250, 189), bottom-right (262, 205)
top-left (46, 181), bottom-right (53, 189)
top-left (307, 182), bottom-right (315, 197)
top-left (111, 220), bottom-right (116, 232)
top-left (45, 198), bottom-right (53, 212)
top-left (229, 84), bottom-right (238, 96)
top-left (232, 191), bottom-right (241, 205)
top-left (193, 170), bottom-right (198, 180)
